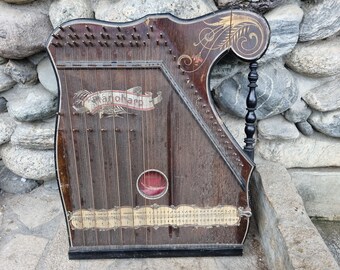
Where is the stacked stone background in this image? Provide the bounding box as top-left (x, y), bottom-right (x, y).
top-left (0, 0), bottom-right (339, 193)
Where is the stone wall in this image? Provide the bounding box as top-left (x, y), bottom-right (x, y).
top-left (0, 0), bottom-right (339, 195)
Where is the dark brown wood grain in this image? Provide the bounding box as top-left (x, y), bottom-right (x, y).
top-left (47, 9), bottom-right (270, 257)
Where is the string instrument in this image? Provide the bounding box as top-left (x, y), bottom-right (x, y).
top-left (47, 9), bottom-right (270, 259)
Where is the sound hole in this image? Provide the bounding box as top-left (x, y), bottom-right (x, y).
top-left (137, 170), bottom-right (168, 200)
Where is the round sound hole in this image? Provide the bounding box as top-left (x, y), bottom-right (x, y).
top-left (136, 170), bottom-right (168, 200)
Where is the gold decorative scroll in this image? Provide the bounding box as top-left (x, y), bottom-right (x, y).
top-left (178, 13), bottom-right (268, 73)
top-left (69, 205), bottom-right (242, 230)
top-left (72, 86), bottom-right (162, 118)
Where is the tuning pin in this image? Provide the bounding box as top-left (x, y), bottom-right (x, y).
top-left (59, 26), bottom-right (65, 32)
top-left (68, 26), bottom-right (75, 32)
top-left (85, 25), bottom-right (91, 32)
top-left (133, 26), bottom-right (137, 32)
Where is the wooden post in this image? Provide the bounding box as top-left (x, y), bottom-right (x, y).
top-left (244, 61), bottom-right (258, 160)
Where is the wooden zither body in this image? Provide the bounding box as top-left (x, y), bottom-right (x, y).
top-left (47, 10), bottom-right (270, 259)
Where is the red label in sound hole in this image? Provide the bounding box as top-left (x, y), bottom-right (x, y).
top-left (137, 170), bottom-right (168, 199)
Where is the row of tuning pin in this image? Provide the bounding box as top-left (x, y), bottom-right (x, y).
top-left (51, 24), bottom-right (169, 48)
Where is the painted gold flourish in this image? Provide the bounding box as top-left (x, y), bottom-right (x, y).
top-left (178, 15), bottom-right (266, 73)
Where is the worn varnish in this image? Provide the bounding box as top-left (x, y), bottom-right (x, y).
top-left (47, 10), bottom-right (270, 259)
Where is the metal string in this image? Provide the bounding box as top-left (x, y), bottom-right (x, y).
top-left (95, 33), bottom-right (110, 244)
top-left (123, 26), bottom-right (136, 244)
top-left (61, 40), bottom-right (85, 244)
top-left (142, 25), bottom-right (148, 245)
top-left (109, 28), bottom-right (123, 244)
top-left (83, 31), bottom-right (98, 245)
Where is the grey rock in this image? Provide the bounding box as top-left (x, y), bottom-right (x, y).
top-left (256, 132), bottom-right (340, 168)
top-left (210, 54), bottom-right (248, 90)
top-left (0, 56), bottom-right (7, 65)
top-left (260, 4), bottom-right (303, 63)
top-left (6, 84), bottom-right (57, 122)
top-left (289, 70), bottom-right (337, 97)
top-left (215, 60), bottom-right (298, 119)
top-left (284, 98), bottom-right (312, 123)
top-left (3, 0), bottom-right (37, 3)
top-left (11, 118), bottom-right (55, 150)
top-left (0, 143), bottom-right (55, 181)
top-left (95, 0), bottom-right (217, 22)
top-left (28, 52), bottom-right (47, 65)
top-left (0, 166), bottom-right (38, 194)
top-left (0, 1), bottom-right (52, 59)
top-left (49, 0), bottom-right (94, 28)
top-left (216, 0), bottom-right (284, 13)
top-left (4, 60), bottom-right (38, 85)
top-left (37, 58), bottom-right (58, 96)
top-left (0, 97), bottom-right (7, 112)
top-left (285, 38), bottom-right (340, 77)
top-left (308, 110), bottom-right (340, 138)
top-left (258, 115), bottom-right (300, 140)
top-left (296, 121), bottom-right (314, 136)
top-left (0, 65), bottom-right (16, 92)
top-left (253, 162), bottom-right (339, 270)
top-left (290, 167), bottom-right (340, 220)
top-left (43, 179), bottom-right (59, 191)
top-left (0, 113), bottom-right (17, 145)
top-left (220, 111), bottom-right (248, 147)
top-left (303, 78), bottom-right (340, 112)
top-left (5, 186), bottom-right (63, 232)
top-left (299, 1), bottom-right (340, 42)
top-left (0, 234), bottom-right (49, 270)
